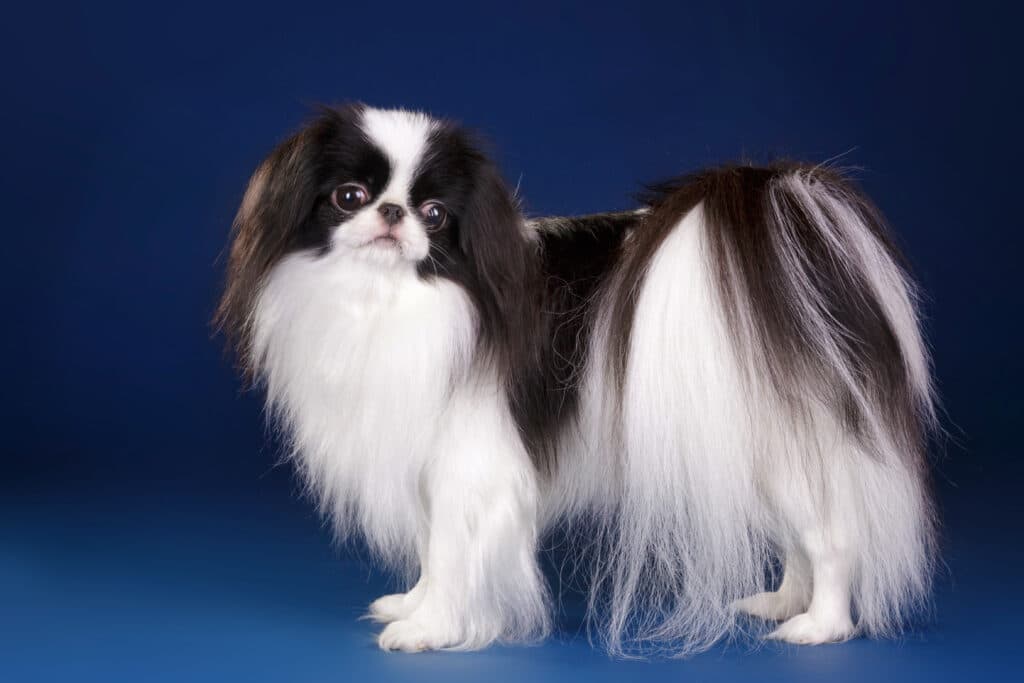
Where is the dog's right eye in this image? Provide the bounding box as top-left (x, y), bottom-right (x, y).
top-left (331, 183), bottom-right (370, 213)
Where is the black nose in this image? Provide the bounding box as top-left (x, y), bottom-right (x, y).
top-left (378, 203), bottom-right (405, 226)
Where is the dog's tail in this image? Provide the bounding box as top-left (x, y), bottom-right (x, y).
top-left (597, 163), bottom-right (938, 655)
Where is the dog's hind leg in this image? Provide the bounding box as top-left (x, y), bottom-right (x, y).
top-left (732, 549), bottom-right (811, 622)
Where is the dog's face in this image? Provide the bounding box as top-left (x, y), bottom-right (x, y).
top-left (217, 104), bottom-right (530, 369)
top-left (300, 107), bottom-right (441, 267)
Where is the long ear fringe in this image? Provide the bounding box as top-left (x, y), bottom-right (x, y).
top-left (214, 130), bottom-right (309, 379)
top-left (453, 158), bottom-right (558, 461)
top-left (214, 106), bottom-right (367, 379)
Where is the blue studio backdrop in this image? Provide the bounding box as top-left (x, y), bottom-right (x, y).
top-left (2, 2), bottom-right (1020, 681)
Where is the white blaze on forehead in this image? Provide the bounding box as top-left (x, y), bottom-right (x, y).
top-left (360, 108), bottom-right (438, 207)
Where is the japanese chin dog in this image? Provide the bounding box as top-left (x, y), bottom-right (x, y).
top-left (216, 104), bottom-right (937, 656)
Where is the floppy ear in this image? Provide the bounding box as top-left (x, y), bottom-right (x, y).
top-left (457, 157), bottom-right (538, 371)
top-left (214, 124), bottom-right (322, 374)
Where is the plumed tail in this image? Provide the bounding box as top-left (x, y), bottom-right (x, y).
top-left (593, 163), bottom-right (937, 655)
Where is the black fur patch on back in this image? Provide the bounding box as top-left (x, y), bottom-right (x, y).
top-left (511, 213), bottom-right (639, 472)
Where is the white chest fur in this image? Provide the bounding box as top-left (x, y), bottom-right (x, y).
top-left (252, 251), bottom-right (477, 567)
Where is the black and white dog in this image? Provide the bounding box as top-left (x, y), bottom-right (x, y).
top-left (217, 105), bottom-right (937, 655)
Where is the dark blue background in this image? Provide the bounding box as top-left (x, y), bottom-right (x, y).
top-left (3, 1), bottom-right (1020, 681)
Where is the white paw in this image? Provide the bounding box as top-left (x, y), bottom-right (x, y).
top-left (768, 612), bottom-right (855, 645)
top-left (368, 593), bottom-right (415, 623)
top-left (731, 591), bottom-right (806, 621)
top-left (377, 619), bottom-right (455, 653)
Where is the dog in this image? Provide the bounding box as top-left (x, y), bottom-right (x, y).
top-left (216, 104), bottom-right (937, 654)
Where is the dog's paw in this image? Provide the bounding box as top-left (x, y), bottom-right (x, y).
top-left (731, 591), bottom-right (806, 621)
top-left (368, 593), bottom-right (415, 623)
top-left (767, 612), bottom-right (855, 645)
top-left (377, 619), bottom-right (456, 653)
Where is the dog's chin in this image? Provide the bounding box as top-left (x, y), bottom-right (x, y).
top-left (336, 237), bottom-right (420, 269)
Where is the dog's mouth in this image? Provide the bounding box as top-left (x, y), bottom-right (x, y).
top-left (365, 235), bottom-right (401, 249)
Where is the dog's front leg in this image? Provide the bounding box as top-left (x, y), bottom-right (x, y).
top-left (376, 382), bottom-right (550, 652)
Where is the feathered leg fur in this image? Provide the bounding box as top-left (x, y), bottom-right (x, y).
top-left (376, 377), bottom-right (551, 651)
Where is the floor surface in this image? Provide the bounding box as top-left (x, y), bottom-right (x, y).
top-left (3, 471), bottom-right (1016, 683)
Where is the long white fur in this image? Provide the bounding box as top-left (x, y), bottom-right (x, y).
top-left (249, 108), bottom-right (935, 655)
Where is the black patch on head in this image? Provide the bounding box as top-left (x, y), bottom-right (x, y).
top-left (300, 109), bottom-right (392, 255)
top-left (214, 103), bottom-right (392, 374)
top-left (410, 124), bottom-right (482, 282)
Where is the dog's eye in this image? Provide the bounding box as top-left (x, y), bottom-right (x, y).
top-left (419, 201), bottom-right (447, 229)
top-left (331, 183), bottom-right (370, 213)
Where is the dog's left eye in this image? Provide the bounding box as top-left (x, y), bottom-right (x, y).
top-left (419, 201), bottom-right (447, 229)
